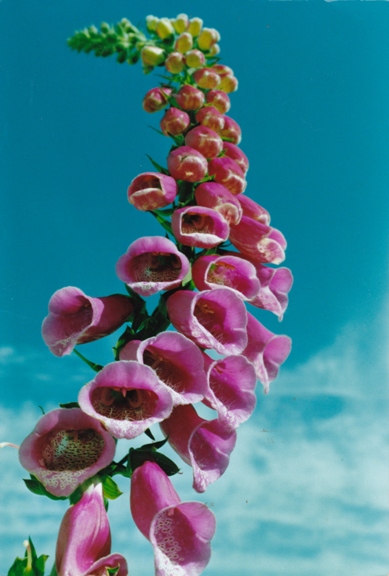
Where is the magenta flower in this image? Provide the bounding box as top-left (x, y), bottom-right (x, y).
top-left (166, 287), bottom-right (248, 355)
top-left (222, 142), bottom-right (249, 174)
top-left (56, 483), bottom-right (128, 576)
top-left (192, 67), bottom-right (221, 89)
top-left (160, 405), bottom-right (237, 492)
top-left (185, 126), bottom-right (223, 159)
top-left (194, 181), bottom-right (242, 225)
top-left (205, 89), bottom-right (231, 113)
top-left (116, 236), bottom-right (190, 297)
top-left (207, 156), bottom-right (247, 195)
top-left (238, 194), bottom-right (270, 225)
top-left (127, 172), bottom-right (178, 211)
top-left (143, 87), bottom-right (172, 113)
top-left (120, 331), bottom-right (208, 406)
top-left (131, 460), bottom-right (216, 575)
top-left (192, 254), bottom-right (260, 300)
top-left (202, 354), bottom-right (257, 431)
top-left (171, 205), bottom-right (230, 248)
top-left (167, 146), bottom-right (208, 182)
top-left (218, 115), bottom-right (242, 144)
top-left (249, 264), bottom-right (294, 319)
top-left (160, 107), bottom-right (190, 136)
top-left (241, 313), bottom-right (292, 393)
top-left (175, 84), bottom-right (205, 110)
top-left (41, 287), bottom-right (134, 357)
top-left (195, 106), bottom-right (225, 132)
top-left (229, 215), bottom-right (286, 264)
top-left (78, 361), bottom-right (173, 439)
top-left (19, 408), bottom-right (116, 497)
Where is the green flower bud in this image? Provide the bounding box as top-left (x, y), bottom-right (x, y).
top-left (146, 15), bottom-right (159, 32)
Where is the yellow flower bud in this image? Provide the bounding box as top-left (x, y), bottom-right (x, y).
top-left (173, 13), bottom-right (189, 34)
top-left (175, 32), bottom-right (193, 54)
top-left (165, 52), bottom-right (185, 74)
top-left (141, 45), bottom-right (166, 67)
top-left (156, 17), bottom-right (175, 40)
top-left (197, 28), bottom-right (220, 51)
top-left (184, 49), bottom-right (205, 69)
top-left (146, 15), bottom-right (159, 32)
top-left (209, 44), bottom-right (220, 56)
top-left (188, 17), bottom-right (203, 37)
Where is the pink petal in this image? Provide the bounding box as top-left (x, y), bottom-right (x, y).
top-left (229, 216), bottom-right (286, 264)
top-left (171, 206), bottom-right (229, 248)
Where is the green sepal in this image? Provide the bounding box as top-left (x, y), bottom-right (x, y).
top-left (68, 485), bottom-right (84, 505)
top-left (101, 475), bottom-right (123, 500)
top-left (127, 437), bottom-right (179, 477)
top-left (48, 563), bottom-right (58, 576)
top-left (59, 401), bottom-right (80, 409)
top-left (107, 567), bottom-right (120, 576)
top-left (23, 476), bottom-right (67, 501)
top-left (7, 537), bottom-right (48, 576)
top-left (146, 154), bottom-right (169, 175)
top-left (153, 452), bottom-right (180, 476)
top-left (144, 428), bottom-right (155, 441)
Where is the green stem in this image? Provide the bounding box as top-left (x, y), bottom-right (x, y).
top-left (73, 348), bottom-right (103, 372)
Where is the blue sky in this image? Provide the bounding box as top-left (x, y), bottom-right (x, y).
top-left (1, 1), bottom-right (388, 575)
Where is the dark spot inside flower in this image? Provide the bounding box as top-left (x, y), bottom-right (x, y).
top-left (42, 428), bottom-right (104, 471)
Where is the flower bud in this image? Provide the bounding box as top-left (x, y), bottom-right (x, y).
top-left (175, 32), bottom-right (193, 53)
top-left (222, 142), bottom-right (249, 173)
top-left (146, 15), bottom-right (159, 32)
top-left (187, 17), bottom-right (203, 37)
top-left (141, 45), bottom-right (166, 67)
top-left (127, 172), bottom-right (178, 211)
top-left (173, 13), bottom-right (189, 34)
top-left (219, 115), bottom-right (242, 144)
top-left (160, 107), bottom-right (190, 136)
top-left (194, 181), bottom-right (242, 225)
top-left (155, 17), bottom-right (175, 40)
top-left (238, 194), bottom-right (270, 224)
top-left (209, 43), bottom-right (221, 56)
top-left (219, 74), bottom-right (239, 93)
top-left (195, 106), bottom-right (225, 132)
top-left (208, 157), bottom-right (246, 195)
top-left (193, 67), bottom-right (220, 89)
top-left (142, 87), bottom-right (172, 113)
top-left (185, 126), bottom-right (223, 158)
top-left (165, 52), bottom-right (185, 74)
top-left (197, 28), bottom-right (220, 51)
top-left (175, 85), bottom-right (205, 110)
top-left (184, 49), bottom-right (205, 69)
top-left (212, 64), bottom-right (234, 77)
top-left (205, 90), bottom-right (231, 113)
top-left (167, 146), bottom-right (208, 182)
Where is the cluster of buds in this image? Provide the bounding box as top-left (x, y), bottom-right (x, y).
top-left (8, 13), bottom-right (293, 576)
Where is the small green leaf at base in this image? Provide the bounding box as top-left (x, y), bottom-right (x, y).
top-left (7, 538), bottom-right (49, 576)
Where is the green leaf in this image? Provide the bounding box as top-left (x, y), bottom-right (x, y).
top-left (24, 476), bottom-right (67, 501)
top-left (102, 476), bottom-right (123, 500)
top-left (146, 154), bottom-right (169, 175)
top-left (153, 452), bottom-right (180, 476)
top-left (7, 538), bottom-right (49, 576)
top-left (59, 401), bottom-right (80, 409)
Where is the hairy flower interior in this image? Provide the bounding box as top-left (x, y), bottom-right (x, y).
top-left (181, 213), bottom-right (213, 235)
top-left (133, 252), bottom-right (182, 283)
top-left (143, 347), bottom-right (185, 392)
top-left (194, 300), bottom-right (226, 343)
top-left (42, 428), bottom-right (104, 471)
top-left (92, 386), bottom-right (157, 421)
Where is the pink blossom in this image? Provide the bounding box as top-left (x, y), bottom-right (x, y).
top-left (229, 215), bottom-right (286, 264)
top-left (249, 264), bottom-right (294, 320)
top-left (175, 85), bottom-right (205, 110)
top-left (167, 146), bottom-right (208, 182)
top-left (127, 172), bottom-right (178, 211)
top-left (41, 287), bottom-right (134, 357)
top-left (184, 49), bottom-right (205, 69)
top-left (160, 405), bottom-right (237, 492)
top-left (202, 354), bottom-right (257, 431)
top-left (116, 236), bottom-right (190, 297)
top-left (192, 254), bottom-right (260, 300)
top-left (166, 288), bottom-right (248, 355)
top-left (184, 126), bottom-right (223, 159)
top-left (120, 331), bottom-right (208, 406)
top-left (78, 361), bottom-right (173, 439)
top-left (241, 313), bottom-right (292, 393)
top-left (222, 142), bottom-right (249, 174)
top-left (56, 483), bottom-right (128, 576)
top-left (165, 52), bottom-right (185, 74)
top-left (131, 461), bottom-right (216, 575)
top-left (142, 87), bottom-right (172, 113)
top-left (192, 67), bottom-right (220, 89)
top-left (195, 106), bottom-right (225, 132)
top-left (19, 408), bottom-right (116, 497)
top-left (171, 205), bottom-right (229, 248)
top-left (218, 116), bottom-right (242, 144)
top-left (160, 107), bottom-right (190, 136)
top-left (205, 90), bottom-right (231, 114)
top-left (194, 181), bottom-right (242, 225)
top-left (238, 194), bottom-right (270, 225)
top-left (208, 156), bottom-right (247, 195)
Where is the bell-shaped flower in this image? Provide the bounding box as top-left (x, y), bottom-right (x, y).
top-left (166, 287), bottom-right (248, 355)
top-left (241, 313), bottom-right (292, 393)
top-left (120, 331), bottom-right (208, 406)
top-left (229, 215), bottom-right (286, 264)
top-left (207, 156), bottom-right (247, 195)
top-left (194, 181), bottom-right (242, 225)
top-left (222, 142), bottom-right (249, 174)
top-left (78, 361), bottom-right (173, 439)
top-left (41, 287), bottom-right (134, 357)
top-left (127, 172), bottom-right (178, 212)
top-left (116, 236), bottom-right (190, 297)
top-left (185, 126), bottom-right (223, 159)
top-left (202, 354), bottom-right (257, 431)
top-left (56, 483), bottom-right (128, 576)
top-left (218, 116), bottom-right (242, 144)
top-left (167, 146), bottom-right (208, 182)
top-left (171, 205), bottom-right (229, 248)
top-left (238, 194), bottom-right (270, 225)
top-left (160, 405), bottom-right (237, 493)
top-left (249, 264), bottom-right (294, 320)
top-left (192, 254), bottom-right (260, 300)
top-left (19, 408), bottom-right (116, 497)
top-left (131, 460), bottom-right (216, 576)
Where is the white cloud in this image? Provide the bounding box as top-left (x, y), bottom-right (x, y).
top-left (0, 308), bottom-right (388, 575)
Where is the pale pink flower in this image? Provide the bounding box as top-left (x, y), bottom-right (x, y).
top-left (222, 142), bottom-right (249, 174)
top-left (41, 287), bottom-right (134, 357)
top-left (167, 146), bottom-right (208, 182)
top-left (19, 408), bottom-right (116, 497)
top-left (229, 215), bottom-right (286, 264)
top-left (193, 67), bottom-right (220, 89)
top-left (207, 156), bottom-right (247, 195)
top-left (171, 205), bottom-right (229, 248)
top-left (127, 172), bottom-right (177, 211)
top-left (249, 264), bottom-right (294, 320)
top-left (238, 194), bottom-right (270, 225)
top-left (194, 181), bottom-right (242, 225)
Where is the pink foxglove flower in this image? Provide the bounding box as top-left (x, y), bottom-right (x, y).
top-left (229, 215), bottom-right (286, 264)
top-left (195, 181), bottom-right (242, 225)
top-left (78, 361), bottom-right (173, 439)
top-left (167, 146), bottom-right (208, 182)
top-left (175, 84), bottom-right (205, 110)
top-left (241, 313), bottom-right (292, 393)
top-left (205, 89), bottom-right (231, 113)
top-left (56, 483), bottom-right (128, 576)
top-left (130, 460), bottom-right (216, 575)
top-left (166, 287), bottom-right (248, 355)
top-left (160, 404), bottom-right (237, 492)
top-left (192, 253), bottom-right (259, 300)
top-left (238, 194), bottom-right (270, 225)
top-left (202, 354), bottom-right (257, 431)
top-left (195, 106), bottom-right (225, 132)
top-left (160, 107), bottom-right (190, 136)
top-left (171, 205), bottom-right (229, 248)
top-left (120, 331), bottom-right (208, 406)
top-left (116, 236), bottom-right (190, 297)
top-left (218, 116), bottom-right (242, 144)
top-left (184, 126), bottom-right (223, 159)
top-left (142, 87), bottom-right (172, 113)
top-left (207, 156), bottom-right (247, 195)
top-left (192, 67), bottom-right (220, 89)
top-left (127, 172), bottom-right (178, 211)
top-left (222, 141), bottom-right (249, 174)
top-left (41, 287), bottom-right (134, 357)
top-left (249, 264), bottom-right (294, 320)
top-left (184, 49), bottom-right (205, 69)
top-left (19, 408), bottom-right (116, 497)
